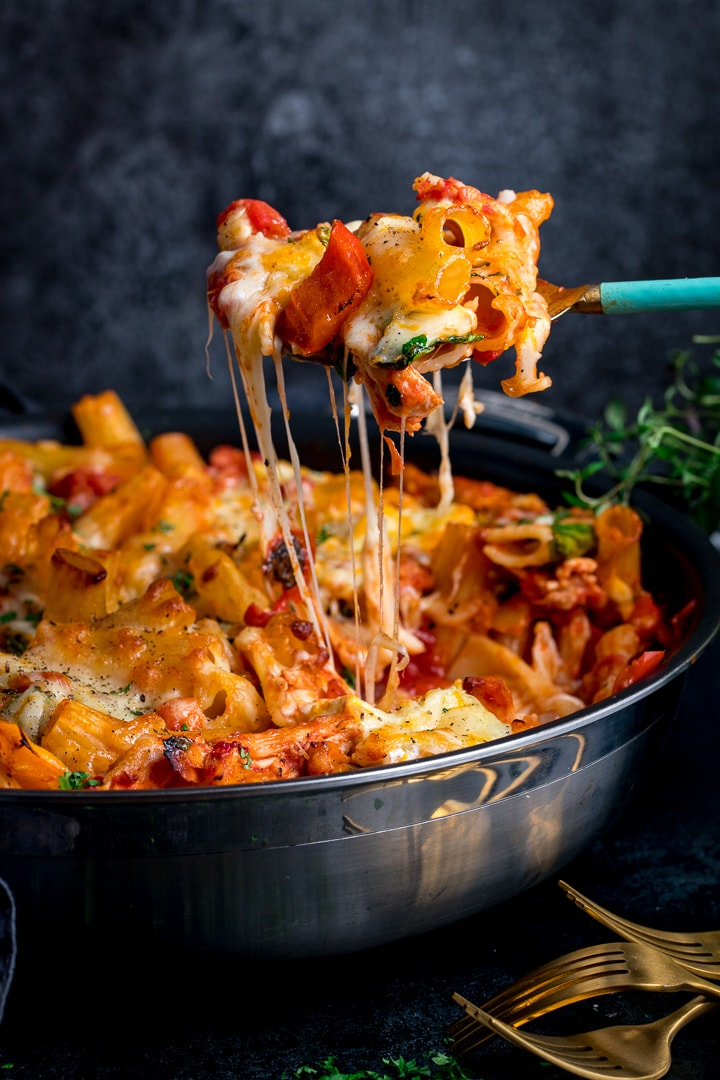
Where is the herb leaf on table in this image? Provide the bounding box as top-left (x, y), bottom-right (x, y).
top-left (288, 1051), bottom-right (476, 1080)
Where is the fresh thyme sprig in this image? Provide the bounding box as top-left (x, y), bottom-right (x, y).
top-left (558, 335), bottom-right (720, 534)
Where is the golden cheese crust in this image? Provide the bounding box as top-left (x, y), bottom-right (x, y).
top-left (0, 391), bottom-right (680, 790)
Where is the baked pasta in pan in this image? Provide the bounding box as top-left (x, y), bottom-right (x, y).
top-left (0, 391), bottom-right (685, 790)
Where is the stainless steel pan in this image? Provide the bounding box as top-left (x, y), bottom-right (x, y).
top-left (1, 387), bottom-right (718, 960)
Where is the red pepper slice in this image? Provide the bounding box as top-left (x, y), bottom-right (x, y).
top-left (216, 198), bottom-right (291, 239)
top-left (243, 603), bottom-right (274, 628)
top-left (397, 628), bottom-right (450, 697)
top-left (276, 219), bottom-right (374, 355)
top-left (48, 467), bottom-right (121, 513)
top-left (471, 347), bottom-right (505, 366)
top-left (613, 650), bottom-right (666, 693)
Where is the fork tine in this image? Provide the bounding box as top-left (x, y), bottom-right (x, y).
top-left (559, 880), bottom-right (720, 979)
top-left (453, 992), bottom-right (716, 1080)
top-left (450, 940), bottom-right (720, 1056)
top-left (453, 997), bottom-right (615, 1075)
top-left (449, 946), bottom-right (623, 1047)
top-left (448, 944), bottom-right (621, 1042)
top-left (454, 995), bottom-right (614, 1069)
top-left (559, 880), bottom-right (664, 941)
top-left (449, 945), bottom-right (655, 1055)
top-left (449, 969), bottom-right (635, 1054)
top-left (559, 879), bottom-right (694, 949)
top-left (456, 940), bottom-right (648, 1012)
top-left (452, 940), bottom-right (628, 1017)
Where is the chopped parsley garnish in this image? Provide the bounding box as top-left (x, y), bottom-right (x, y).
top-left (110, 682), bottom-right (132, 695)
top-left (47, 493), bottom-right (82, 518)
top-left (289, 1051), bottom-right (474, 1079)
top-left (170, 568), bottom-right (195, 598)
top-left (0, 612), bottom-right (17, 625)
top-left (58, 771), bottom-right (101, 790)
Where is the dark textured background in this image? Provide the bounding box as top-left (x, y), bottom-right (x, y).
top-left (1, 0), bottom-right (719, 424)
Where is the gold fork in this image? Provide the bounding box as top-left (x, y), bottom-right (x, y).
top-left (448, 939), bottom-right (720, 1056)
top-left (452, 993), bottom-right (715, 1080)
top-left (559, 880), bottom-right (720, 981)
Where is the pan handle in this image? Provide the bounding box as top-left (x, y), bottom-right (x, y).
top-left (459, 391), bottom-right (586, 458)
top-left (0, 383), bottom-right (39, 416)
top-left (354, 385), bottom-right (584, 458)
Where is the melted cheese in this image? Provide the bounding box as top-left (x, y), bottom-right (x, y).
top-left (0, 385), bottom-right (666, 790)
top-left (210, 173), bottom-right (553, 438)
top-left (0, 176), bottom-right (565, 789)
top-left (207, 171), bottom-right (552, 699)
top-left (0, 580), bottom-right (269, 742)
top-left (342, 213), bottom-right (475, 370)
top-left (324, 681), bottom-right (511, 765)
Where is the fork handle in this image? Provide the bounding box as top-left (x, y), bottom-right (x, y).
top-left (664, 994), bottom-right (717, 1049)
top-left (669, 994), bottom-right (717, 1027)
top-left (589, 277), bottom-right (720, 315)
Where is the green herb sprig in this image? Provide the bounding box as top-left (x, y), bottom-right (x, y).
top-left (288, 1051), bottom-right (475, 1080)
top-left (559, 336), bottom-right (720, 534)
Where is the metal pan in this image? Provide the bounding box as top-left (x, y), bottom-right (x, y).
top-left (1, 387), bottom-right (718, 960)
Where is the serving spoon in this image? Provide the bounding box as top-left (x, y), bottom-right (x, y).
top-left (537, 276), bottom-right (720, 321)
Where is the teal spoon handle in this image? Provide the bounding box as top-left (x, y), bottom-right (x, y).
top-left (600, 277), bottom-right (720, 314)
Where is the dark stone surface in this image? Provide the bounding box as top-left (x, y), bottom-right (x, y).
top-left (0, 4), bottom-right (719, 1075)
top-left (1, 0), bottom-right (720, 425)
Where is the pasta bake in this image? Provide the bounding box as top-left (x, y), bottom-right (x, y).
top-left (0, 390), bottom-right (686, 790)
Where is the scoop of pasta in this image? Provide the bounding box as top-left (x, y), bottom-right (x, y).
top-left (207, 173), bottom-right (554, 433)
